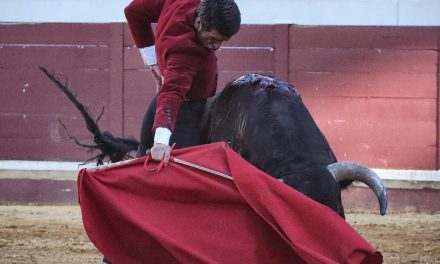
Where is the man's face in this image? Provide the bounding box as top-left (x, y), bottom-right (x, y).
top-left (194, 18), bottom-right (230, 51)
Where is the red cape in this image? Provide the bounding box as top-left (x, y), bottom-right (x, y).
top-left (78, 142), bottom-right (382, 264)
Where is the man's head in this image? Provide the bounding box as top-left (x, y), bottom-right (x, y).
top-left (195, 0), bottom-right (241, 51)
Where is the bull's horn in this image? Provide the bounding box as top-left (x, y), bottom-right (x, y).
top-left (327, 162), bottom-right (387, 215)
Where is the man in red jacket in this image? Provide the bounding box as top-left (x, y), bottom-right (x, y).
top-left (125, 0), bottom-right (241, 166)
top-left (101, 2), bottom-right (239, 262)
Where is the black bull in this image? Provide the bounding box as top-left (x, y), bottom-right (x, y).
top-left (40, 68), bottom-right (387, 218)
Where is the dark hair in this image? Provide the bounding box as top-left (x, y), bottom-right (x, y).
top-left (196, 0), bottom-right (241, 37)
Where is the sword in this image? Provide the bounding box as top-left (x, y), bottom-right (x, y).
top-left (170, 156), bottom-right (233, 181)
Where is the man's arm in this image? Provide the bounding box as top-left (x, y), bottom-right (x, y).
top-left (153, 54), bottom-right (199, 132)
top-left (124, 0), bottom-right (163, 48)
top-left (125, 0), bottom-right (163, 89)
top-left (150, 53), bottom-right (201, 165)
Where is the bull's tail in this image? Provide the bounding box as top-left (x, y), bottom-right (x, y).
top-left (39, 66), bottom-right (139, 165)
top-left (39, 66), bottom-right (102, 135)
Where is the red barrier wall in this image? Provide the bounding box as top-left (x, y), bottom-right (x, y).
top-left (290, 26), bottom-right (440, 170)
top-left (1, 23), bottom-right (439, 171)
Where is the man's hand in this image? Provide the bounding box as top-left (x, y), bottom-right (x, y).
top-left (149, 64), bottom-right (163, 93)
top-left (149, 143), bottom-right (171, 166)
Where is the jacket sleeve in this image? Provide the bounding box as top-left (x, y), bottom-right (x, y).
top-left (153, 53), bottom-right (201, 131)
top-left (124, 0), bottom-right (164, 48)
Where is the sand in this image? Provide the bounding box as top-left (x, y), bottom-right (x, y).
top-left (0, 206), bottom-right (439, 263)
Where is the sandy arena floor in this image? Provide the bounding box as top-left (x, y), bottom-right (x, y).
top-left (0, 205), bottom-right (439, 264)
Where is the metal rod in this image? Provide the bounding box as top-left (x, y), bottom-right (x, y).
top-left (172, 157), bottom-right (234, 181)
top-left (86, 155), bottom-right (235, 182)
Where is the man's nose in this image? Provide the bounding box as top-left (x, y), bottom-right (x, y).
top-left (212, 41), bottom-right (221, 50)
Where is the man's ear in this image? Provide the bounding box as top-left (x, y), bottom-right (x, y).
top-left (194, 17), bottom-right (202, 30)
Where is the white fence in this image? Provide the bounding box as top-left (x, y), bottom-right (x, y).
top-left (0, 0), bottom-right (439, 25)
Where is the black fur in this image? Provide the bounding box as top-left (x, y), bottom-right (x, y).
top-left (204, 74), bottom-right (347, 217)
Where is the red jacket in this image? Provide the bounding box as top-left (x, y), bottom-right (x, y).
top-left (125, 0), bottom-right (218, 131)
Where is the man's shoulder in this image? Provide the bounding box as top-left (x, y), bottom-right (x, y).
top-left (163, 0), bottom-right (199, 9)
top-left (156, 0), bottom-right (197, 36)
top-left (161, 0), bottom-right (199, 19)
top-left (156, 0), bottom-right (206, 59)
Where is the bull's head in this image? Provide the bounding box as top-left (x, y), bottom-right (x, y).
top-left (205, 73), bottom-right (387, 217)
